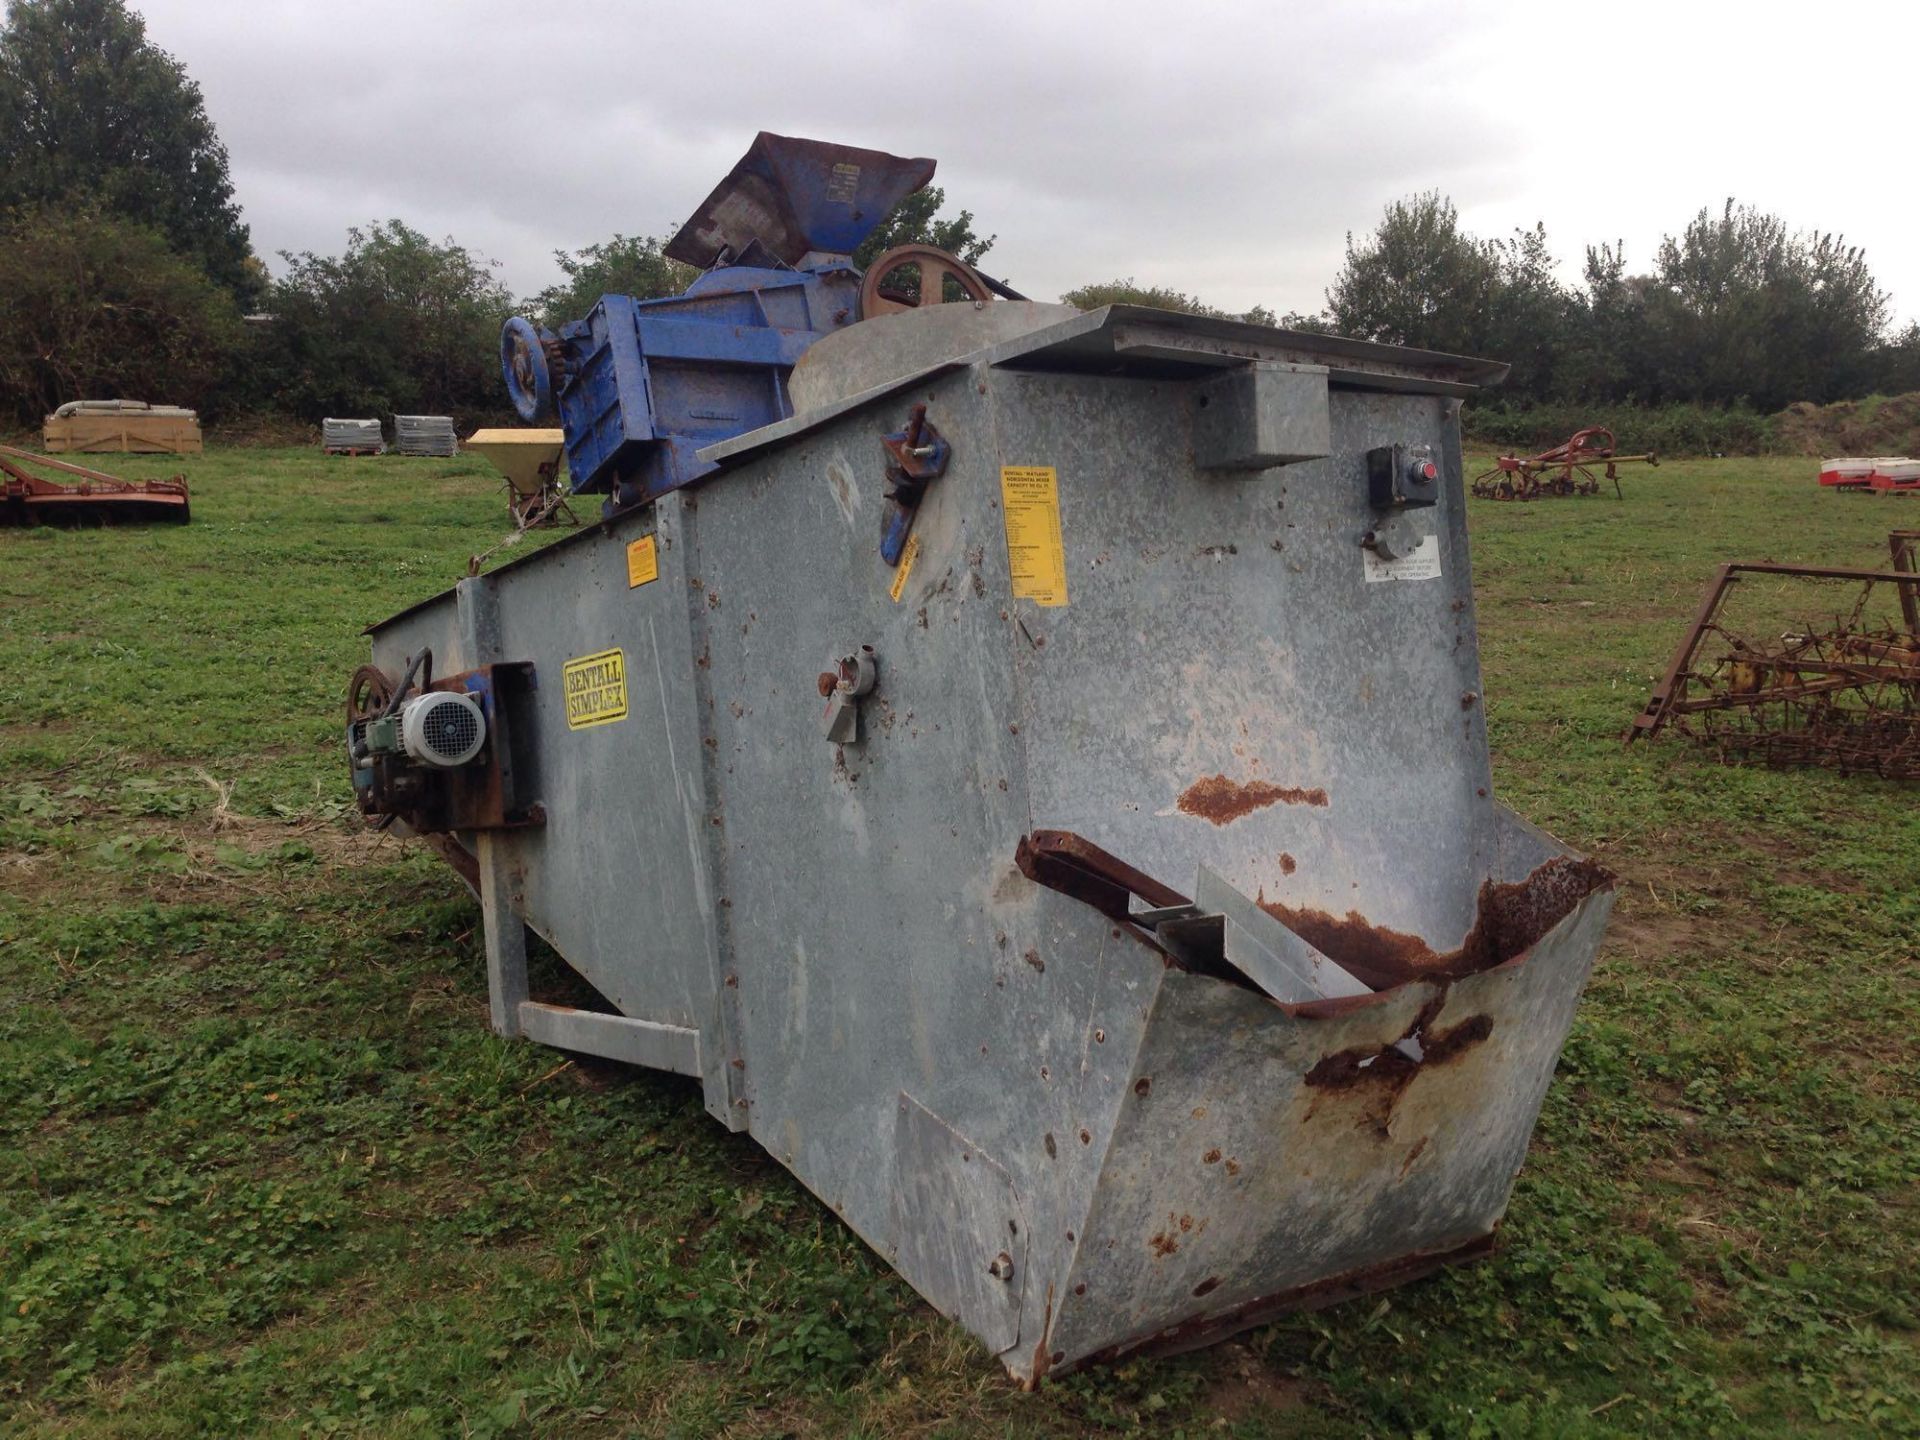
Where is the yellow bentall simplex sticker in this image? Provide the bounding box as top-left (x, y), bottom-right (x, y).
top-left (562, 648), bottom-right (628, 730)
top-left (626, 535), bottom-right (659, 588)
top-left (999, 466), bottom-right (1068, 606)
top-left (888, 532), bottom-right (922, 603)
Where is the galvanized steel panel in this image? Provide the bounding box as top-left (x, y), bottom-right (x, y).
top-left (358, 309), bottom-right (1607, 1382)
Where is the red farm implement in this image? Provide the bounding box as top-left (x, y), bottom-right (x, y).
top-left (0, 444), bottom-right (190, 526)
top-left (1626, 530), bottom-right (1920, 779)
top-left (1471, 427), bottom-right (1657, 500)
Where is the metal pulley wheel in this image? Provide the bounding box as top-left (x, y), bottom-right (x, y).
top-left (346, 664), bottom-right (394, 726)
top-left (857, 244), bottom-right (996, 319)
top-left (500, 316), bottom-right (553, 423)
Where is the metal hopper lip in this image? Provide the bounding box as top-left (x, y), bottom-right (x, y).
top-left (1017, 827), bottom-right (1615, 1017)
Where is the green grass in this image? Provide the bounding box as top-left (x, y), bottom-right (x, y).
top-left (2, 449), bottom-right (1916, 1437)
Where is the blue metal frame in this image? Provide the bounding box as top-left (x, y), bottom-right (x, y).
top-left (545, 264), bottom-right (860, 508)
top-left (502, 134), bottom-right (937, 513)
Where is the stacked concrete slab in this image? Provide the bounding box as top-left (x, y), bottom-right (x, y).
top-left (395, 415), bottom-right (458, 458)
top-left (323, 419), bottom-right (385, 455)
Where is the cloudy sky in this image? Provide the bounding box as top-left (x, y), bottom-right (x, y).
top-left (133, 0), bottom-right (1919, 322)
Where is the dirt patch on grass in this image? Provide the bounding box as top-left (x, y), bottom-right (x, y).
top-left (1598, 893), bottom-right (1711, 965)
top-left (0, 812), bottom-right (405, 908)
top-left (1203, 1342), bottom-right (1310, 1422)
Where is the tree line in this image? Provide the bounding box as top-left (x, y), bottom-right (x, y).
top-left (1316, 194), bottom-right (1919, 413)
top-left (2, 0), bottom-right (1914, 434)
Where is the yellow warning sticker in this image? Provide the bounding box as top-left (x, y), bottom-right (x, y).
top-left (999, 466), bottom-right (1069, 607)
top-left (562, 648), bottom-right (628, 730)
top-left (888, 532), bottom-right (922, 603)
top-left (626, 534), bottom-right (658, 588)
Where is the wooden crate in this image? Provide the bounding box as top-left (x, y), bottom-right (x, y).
top-left (44, 411), bottom-right (203, 455)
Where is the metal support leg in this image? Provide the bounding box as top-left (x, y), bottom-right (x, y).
top-left (477, 830), bottom-right (528, 1037)
top-left (457, 577), bottom-right (527, 1037)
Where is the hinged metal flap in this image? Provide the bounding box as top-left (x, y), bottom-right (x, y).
top-left (666, 133), bottom-right (936, 269)
top-left (1155, 866), bottom-right (1371, 1005)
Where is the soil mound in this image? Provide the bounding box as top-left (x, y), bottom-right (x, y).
top-left (1774, 393), bottom-right (1920, 458)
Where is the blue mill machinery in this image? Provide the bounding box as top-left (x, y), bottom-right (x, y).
top-left (347, 133), bottom-right (1615, 1382)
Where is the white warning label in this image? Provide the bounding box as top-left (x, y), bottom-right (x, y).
top-left (1363, 534), bottom-right (1443, 583)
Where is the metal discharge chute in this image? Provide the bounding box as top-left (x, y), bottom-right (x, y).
top-left (351, 135), bottom-right (1615, 1381)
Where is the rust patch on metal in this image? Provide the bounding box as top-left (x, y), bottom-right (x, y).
top-left (1023, 1284), bottom-right (1055, 1391)
top-left (1260, 855), bottom-right (1612, 990)
top-left (1177, 774), bottom-right (1328, 825)
top-left (1305, 998), bottom-right (1491, 1093)
top-left (1303, 991), bottom-right (1494, 1138)
top-left (1193, 1276), bottom-right (1222, 1298)
top-left (1016, 829), bottom-right (1187, 923)
top-left (1149, 1230), bottom-right (1180, 1258)
top-left (1203, 1148), bottom-right (1222, 1165)
top-left (1278, 852), bottom-right (1297, 875)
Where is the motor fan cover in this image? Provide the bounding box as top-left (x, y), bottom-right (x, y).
top-left (400, 691), bottom-right (487, 768)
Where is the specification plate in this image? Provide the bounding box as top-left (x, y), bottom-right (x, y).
top-left (1000, 466), bottom-right (1069, 607)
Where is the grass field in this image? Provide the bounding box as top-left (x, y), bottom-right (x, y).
top-left (2, 448), bottom-right (1916, 1438)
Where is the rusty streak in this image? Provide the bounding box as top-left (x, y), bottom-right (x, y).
top-left (1177, 774), bottom-right (1329, 825)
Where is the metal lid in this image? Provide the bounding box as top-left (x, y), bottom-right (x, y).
top-left (665, 133), bottom-right (936, 270)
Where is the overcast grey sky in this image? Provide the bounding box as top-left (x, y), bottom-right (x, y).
top-left (133, 0), bottom-right (1920, 322)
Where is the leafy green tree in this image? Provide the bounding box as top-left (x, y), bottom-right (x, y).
top-left (1643, 201), bottom-right (1888, 409)
top-left (1554, 242), bottom-right (1648, 402)
top-left (1478, 223), bottom-right (1573, 399)
top-left (1872, 320), bottom-right (1920, 396)
top-left (0, 0), bottom-right (255, 299)
top-left (257, 221), bottom-right (514, 421)
top-left (852, 186), bottom-right (993, 269)
top-left (1326, 193), bottom-right (1501, 359)
top-left (531, 233), bottom-right (698, 325)
top-left (0, 205), bottom-right (244, 422)
top-left (1328, 195), bottom-right (1580, 399)
top-left (1059, 279), bottom-right (1277, 326)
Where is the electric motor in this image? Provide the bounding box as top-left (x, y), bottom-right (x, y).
top-left (399, 690), bottom-right (486, 768)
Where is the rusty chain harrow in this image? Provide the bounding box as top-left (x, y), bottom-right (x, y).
top-left (1627, 531), bottom-right (1920, 779)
